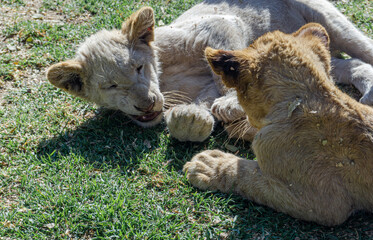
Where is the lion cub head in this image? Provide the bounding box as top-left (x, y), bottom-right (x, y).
top-left (46, 7), bottom-right (164, 127)
top-left (205, 23), bottom-right (332, 129)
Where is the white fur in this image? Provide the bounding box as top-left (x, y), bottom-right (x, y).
top-left (47, 0), bottom-right (373, 141)
top-left (156, 0), bottom-right (373, 141)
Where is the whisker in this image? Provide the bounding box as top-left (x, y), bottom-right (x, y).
top-left (221, 119), bottom-right (245, 145)
top-left (231, 119), bottom-right (246, 136)
top-left (164, 100), bottom-right (189, 105)
top-left (163, 90), bottom-right (189, 96)
top-left (165, 96), bottom-right (192, 103)
top-left (163, 96), bottom-right (189, 102)
top-left (162, 90), bottom-right (193, 110)
top-left (163, 90), bottom-right (192, 101)
top-left (162, 90), bottom-right (188, 95)
top-left (164, 96), bottom-right (192, 104)
top-left (234, 122), bottom-right (248, 145)
top-left (224, 118), bottom-right (247, 144)
top-left (239, 125), bottom-right (250, 140)
top-left (233, 120), bottom-right (250, 145)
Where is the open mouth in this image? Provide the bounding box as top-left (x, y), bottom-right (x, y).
top-left (131, 111), bottom-right (162, 123)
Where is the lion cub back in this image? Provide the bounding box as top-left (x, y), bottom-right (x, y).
top-left (205, 23), bottom-right (373, 210)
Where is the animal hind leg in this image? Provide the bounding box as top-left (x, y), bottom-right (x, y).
top-left (289, 0), bottom-right (373, 104)
top-left (183, 149), bottom-right (353, 226)
top-left (289, 0), bottom-right (373, 64)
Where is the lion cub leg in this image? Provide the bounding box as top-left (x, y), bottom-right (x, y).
top-left (332, 58), bottom-right (373, 105)
top-left (211, 91), bottom-right (258, 141)
top-left (164, 104), bottom-right (214, 142)
top-left (211, 91), bottom-right (245, 123)
top-left (183, 150), bottom-right (353, 226)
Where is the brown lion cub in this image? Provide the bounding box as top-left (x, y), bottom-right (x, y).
top-left (183, 23), bottom-right (373, 226)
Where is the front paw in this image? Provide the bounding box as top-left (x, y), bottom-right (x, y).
top-left (360, 87), bottom-right (373, 105)
top-left (164, 104), bottom-right (214, 142)
top-left (183, 150), bottom-right (238, 191)
top-left (211, 95), bottom-right (245, 123)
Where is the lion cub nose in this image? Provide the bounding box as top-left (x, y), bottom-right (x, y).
top-left (135, 101), bottom-right (155, 113)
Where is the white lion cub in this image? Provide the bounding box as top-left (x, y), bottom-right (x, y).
top-left (47, 0), bottom-right (373, 142)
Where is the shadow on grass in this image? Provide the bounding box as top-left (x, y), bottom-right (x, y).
top-left (163, 124), bottom-right (255, 172)
top-left (35, 108), bottom-right (240, 169)
top-left (196, 191), bottom-right (373, 239)
top-left (35, 108), bottom-right (373, 238)
top-left (198, 176), bottom-right (373, 238)
top-left (36, 109), bottom-right (168, 169)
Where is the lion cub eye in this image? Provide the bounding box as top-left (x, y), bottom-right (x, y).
top-left (136, 65), bottom-right (143, 74)
top-left (108, 84), bottom-right (118, 89)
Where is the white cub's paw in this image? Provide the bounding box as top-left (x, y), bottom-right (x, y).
top-left (164, 104), bottom-right (214, 142)
top-left (360, 88), bottom-right (373, 105)
top-left (211, 94), bottom-right (245, 123)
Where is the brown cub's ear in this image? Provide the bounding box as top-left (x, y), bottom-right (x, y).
top-left (205, 47), bottom-right (240, 88)
top-left (293, 23), bottom-right (330, 48)
top-left (122, 7), bottom-right (155, 45)
top-left (46, 60), bottom-right (86, 98)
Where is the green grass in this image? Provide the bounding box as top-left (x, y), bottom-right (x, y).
top-left (1, 0), bottom-right (373, 239)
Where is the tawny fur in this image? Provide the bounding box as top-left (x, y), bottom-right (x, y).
top-left (47, 0), bottom-right (373, 142)
top-left (183, 23), bottom-right (373, 226)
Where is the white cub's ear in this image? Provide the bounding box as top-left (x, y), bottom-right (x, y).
top-left (122, 7), bottom-right (155, 45)
top-left (294, 23), bottom-right (330, 48)
top-left (46, 60), bottom-right (86, 98)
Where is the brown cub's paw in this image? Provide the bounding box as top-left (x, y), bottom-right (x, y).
top-left (183, 150), bottom-right (235, 190)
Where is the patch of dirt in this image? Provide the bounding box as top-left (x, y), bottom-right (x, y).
top-left (0, 0), bottom-right (90, 31)
top-left (0, 0), bottom-right (368, 106)
top-left (0, 187), bottom-right (19, 211)
top-left (0, 0), bottom-right (91, 104)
